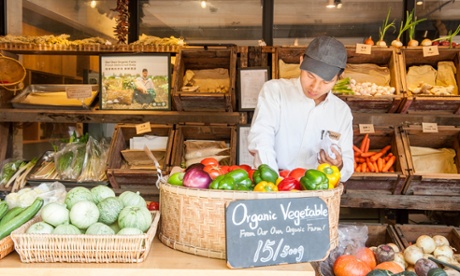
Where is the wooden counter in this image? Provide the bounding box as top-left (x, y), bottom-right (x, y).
top-left (1, 237), bottom-right (316, 276)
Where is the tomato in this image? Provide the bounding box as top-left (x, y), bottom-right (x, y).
top-left (147, 201), bottom-right (160, 211)
top-left (288, 168), bottom-right (307, 181)
top-left (228, 165), bottom-right (241, 172)
top-left (201, 157), bottom-right (220, 166)
top-left (238, 164), bottom-right (252, 172)
top-left (248, 169), bottom-right (255, 181)
top-left (279, 169), bottom-right (291, 178)
top-left (203, 165), bottom-right (224, 180)
top-left (220, 165), bottom-right (230, 174)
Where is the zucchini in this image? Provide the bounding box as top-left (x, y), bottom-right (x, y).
top-left (0, 197), bottom-right (44, 240)
top-left (0, 206), bottom-right (25, 227)
top-left (0, 202), bottom-right (8, 220)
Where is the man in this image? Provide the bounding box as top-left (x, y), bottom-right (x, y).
top-left (248, 36), bottom-right (354, 182)
top-left (134, 68), bottom-right (156, 104)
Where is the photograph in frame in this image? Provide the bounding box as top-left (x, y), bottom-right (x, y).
top-left (100, 53), bottom-right (171, 110)
top-left (237, 125), bottom-right (255, 167)
top-left (237, 67), bottom-right (269, 111)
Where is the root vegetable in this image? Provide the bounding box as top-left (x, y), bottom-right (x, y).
top-left (407, 39), bottom-right (419, 47)
top-left (433, 235), bottom-right (450, 247)
top-left (394, 252), bottom-right (408, 269)
top-left (421, 38), bottom-right (433, 46)
top-left (434, 245), bottom-right (454, 259)
top-left (417, 235), bottom-right (436, 254)
top-left (376, 40), bottom-right (388, 47)
top-left (415, 258), bottom-right (439, 276)
top-left (387, 243), bottom-right (400, 253)
top-left (375, 244), bottom-right (395, 264)
top-left (404, 244), bottom-right (424, 265)
top-left (364, 36), bottom-right (375, 45)
top-left (391, 39), bottom-right (403, 48)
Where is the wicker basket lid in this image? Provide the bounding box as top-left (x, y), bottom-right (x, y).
top-left (0, 54), bottom-right (26, 89)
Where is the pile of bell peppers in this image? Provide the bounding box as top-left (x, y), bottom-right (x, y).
top-left (171, 157), bottom-right (341, 192)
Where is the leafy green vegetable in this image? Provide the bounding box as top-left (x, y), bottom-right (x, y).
top-left (332, 77), bottom-right (354, 95)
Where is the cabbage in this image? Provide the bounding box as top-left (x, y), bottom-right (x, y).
top-left (26, 222), bottom-right (54, 234)
top-left (69, 200), bottom-right (100, 230)
top-left (41, 202), bottom-right (69, 227)
top-left (65, 186), bottom-right (94, 209)
top-left (52, 224), bottom-right (81, 235)
top-left (90, 185), bottom-right (115, 205)
top-left (85, 222), bottom-right (115, 235)
top-left (97, 197), bottom-right (123, 225)
top-left (118, 191), bottom-right (146, 208)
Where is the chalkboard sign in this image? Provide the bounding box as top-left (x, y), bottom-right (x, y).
top-left (225, 197), bottom-right (330, 269)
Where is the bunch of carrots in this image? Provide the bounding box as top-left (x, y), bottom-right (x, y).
top-left (353, 134), bottom-right (397, 173)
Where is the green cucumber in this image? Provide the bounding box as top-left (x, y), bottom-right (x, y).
top-left (0, 197), bottom-right (44, 240)
top-left (0, 206), bottom-right (25, 227)
top-left (0, 202), bottom-right (8, 220)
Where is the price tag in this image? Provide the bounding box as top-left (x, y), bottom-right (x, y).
top-left (355, 43), bottom-right (372, 55)
top-left (359, 124), bottom-right (375, 134)
top-left (65, 86), bottom-right (92, 99)
top-left (422, 122), bottom-right (438, 133)
top-left (225, 197), bottom-right (330, 268)
top-left (135, 122), bottom-right (152, 134)
top-left (422, 46), bottom-right (439, 57)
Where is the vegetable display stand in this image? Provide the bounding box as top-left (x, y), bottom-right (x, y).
top-left (0, 236), bottom-right (14, 260)
top-left (106, 123), bottom-right (175, 197)
top-left (398, 48), bottom-right (460, 114)
top-left (10, 211), bottom-right (160, 263)
top-left (172, 46), bottom-right (237, 111)
top-left (393, 224), bottom-right (460, 250)
top-left (346, 125), bottom-right (408, 195)
top-left (399, 124), bottom-right (460, 196)
top-left (159, 182), bottom-right (343, 259)
top-left (169, 124), bottom-right (237, 168)
top-left (272, 46), bottom-right (403, 113)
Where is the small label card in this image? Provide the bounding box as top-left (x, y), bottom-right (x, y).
top-left (359, 124), bottom-right (375, 134)
top-left (136, 122), bottom-right (152, 135)
top-left (355, 43), bottom-right (372, 55)
top-left (422, 46), bottom-right (439, 57)
top-left (66, 86), bottom-right (92, 99)
top-left (422, 122), bottom-right (438, 133)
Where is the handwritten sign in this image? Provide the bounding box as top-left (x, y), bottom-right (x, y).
top-left (225, 197), bottom-right (330, 268)
top-left (359, 124), bottom-right (375, 134)
top-left (135, 122), bottom-right (152, 134)
top-left (422, 122), bottom-right (438, 133)
top-left (66, 86), bottom-right (92, 99)
top-left (355, 43), bottom-right (372, 55)
top-left (422, 46), bottom-right (439, 57)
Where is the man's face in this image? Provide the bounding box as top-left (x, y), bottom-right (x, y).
top-left (142, 71), bottom-right (148, 78)
top-left (299, 70), bottom-right (337, 103)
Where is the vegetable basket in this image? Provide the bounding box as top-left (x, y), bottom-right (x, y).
top-left (10, 211), bottom-right (160, 263)
top-left (159, 182), bottom-right (343, 259)
top-left (0, 236), bottom-right (14, 260)
top-left (0, 53), bottom-right (26, 92)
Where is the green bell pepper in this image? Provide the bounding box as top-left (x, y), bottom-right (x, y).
top-left (300, 169), bottom-right (329, 190)
top-left (252, 164), bottom-right (278, 184)
top-left (209, 169), bottom-right (253, 190)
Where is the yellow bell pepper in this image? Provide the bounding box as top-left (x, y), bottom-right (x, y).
top-left (253, 181), bottom-right (278, 192)
top-left (317, 163), bottom-right (341, 189)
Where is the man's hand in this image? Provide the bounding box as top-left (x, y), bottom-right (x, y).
top-left (318, 147), bottom-right (343, 170)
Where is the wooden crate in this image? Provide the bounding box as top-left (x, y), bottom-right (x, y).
top-left (399, 48), bottom-right (460, 114)
top-left (272, 46), bottom-right (403, 113)
top-left (394, 224), bottom-right (460, 251)
top-left (400, 125), bottom-right (460, 196)
top-left (170, 124), bottom-right (237, 168)
top-left (172, 47), bottom-right (237, 111)
top-left (346, 126), bottom-right (408, 195)
top-left (106, 123), bottom-right (175, 193)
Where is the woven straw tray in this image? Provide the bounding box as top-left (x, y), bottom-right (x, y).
top-left (10, 211), bottom-right (160, 263)
top-left (0, 236), bottom-right (14, 260)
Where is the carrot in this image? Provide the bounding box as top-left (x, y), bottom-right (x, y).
top-left (354, 161), bottom-right (358, 170)
top-left (362, 162), bottom-right (367, 172)
top-left (355, 157), bottom-right (366, 163)
top-left (355, 165), bottom-right (361, 173)
top-left (353, 145), bottom-right (363, 154)
top-left (382, 155), bottom-right (396, 172)
top-left (366, 158), bottom-right (375, 172)
top-left (360, 151), bottom-right (376, 158)
top-left (364, 137), bottom-right (370, 152)
top-left (360, 134), bottom-right (369, 152)
top-left (377, 158), bottom-right (384, 172)
top-left (370, 145), bottom-right (392, 162)
top-left (373, 160), bottom-right (379, 173)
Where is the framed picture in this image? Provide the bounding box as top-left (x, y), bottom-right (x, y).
top-left (100, 53), bottom-right (171, 110)
top-left (237, 124), bottom-right (254, 166)
top-left (237, 67), bottom-right (269, 111)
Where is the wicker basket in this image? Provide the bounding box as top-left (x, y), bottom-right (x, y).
top-left (159, 183), bottom-right (343, 259)
top-left (10, 211), bottom-right (160, 263)
top-left (0, 53), bottom-right (26, 92)
top-left (0, 236), bottom-right (14, 260)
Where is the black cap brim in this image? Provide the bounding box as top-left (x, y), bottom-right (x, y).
top-left (300, 55), bottom-right (342, 82)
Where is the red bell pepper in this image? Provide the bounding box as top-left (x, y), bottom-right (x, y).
top-left (277, 176), bottom-right (301, 191)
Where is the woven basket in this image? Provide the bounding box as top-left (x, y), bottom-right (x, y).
top-left (10, 211), bottom-right (160, 263)
top-left (0, 236), bottom-right (14, 260)
top-left (0, 53), bottom-right (26, 92)
top-left (159, 183), bottom-right (343, 259)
